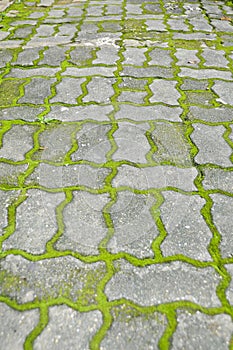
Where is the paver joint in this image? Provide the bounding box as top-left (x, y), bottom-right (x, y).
top-left (0, 0), bottom-right (233, 349)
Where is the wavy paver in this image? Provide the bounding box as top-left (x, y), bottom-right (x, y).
top-left (0, 0), bottom-right (233, 349)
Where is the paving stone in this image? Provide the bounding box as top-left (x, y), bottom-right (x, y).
top-left (117, 90), bottom-right (147, 104)
top-left (211, 19), bottom-right (233, 32)
top-left (47, 104), bottom-right (113, 122)
top-left (93, 45), bottom-right (119, 65)
top-left (225, 264), bottom-right (233, 303)
top-left (191, 124), bottom-right (232, 167)
top-left (67, 7), bottom-right (83, 17)
top-left (11, 20), bottom-right (38, 26)
top-left (14, 47), bottom-right (41, 66)
top-left (29, 11), bottom-right (45, 19)
top-left (188, 106), bottom-right (233, 122)
top-left (0, 303), bottom-right (39, 350)
top-left (173, 32), bottom-right (216, 41)
top-left (86, 5), bottom-right (103, 16)
top-left (119, 77), bottom-right (147, 90)
top-left (126, 4), bottom-right (143, 14)
top-left (34, 124), bottom-right (75, 162)
top-left (160, 192), bottom-right (212, 261)
top-left (120, 66), bottom-right (174, 78)
top-left (0, 106), bottom-right (45, 121)
top-left (167, 18), bottom-right (190, 31)
top-left (106, 4), bottom-right (123, 15)
top-left (201, 49), bottom-right (229, 68)
top-left (189, 17), bottom-right (212, 31)
top-left (101, 21), bottom-right (122, 32)
top-left (178, 67), bottom-right (232, 80)
top-left (210, 194), bottom-right (233, 259)
top-left (172, 310), bottom-right (233, 350)
top-left (48, 9), bottom-right (65, 18)
top-left (175, 48), bottom-right (200, 67)
top-left (0, 78), bottom-right (25, 106)
top-left (7, 67), bottom-right (60, 78)
top-left (39, 46), bottom-right (67, 66)
top-left (57, 23), bottom-right (77, 36)
top-left (148, 48), bottom-right (173, 67)
top-left (0, 163), bottom-right (28, 186)
top-left (107, 192), bottom-right (157, 258)
top-left (115, 104), bottom-right (182, 122)
top-left (50, 77), bottom-right (85, 104)
top-left (43, 18), bottom-right (81, 24)
top-left (202, 168), bottom-right (233, 193)
top-left (101, 305), bottom-right (167, 350)
top-left (72, 123), bottom-right (112, 163)
top-left (62, 66), bottom-right (115, 77)
top-left (34, 306), bottom-right (102, 350)
top-left (0, 254), bottom-right (106, 303)
top-left (145, 19), bottom-right (167, 32)
top-left (112, 123), bottom-right (150, 163)
top-left (12, 26), bottom-right (34, 39)
top-left (38, 0), bottom-right (54, 5)
top-left (122, 47), bottom-right (147, 66)
top-left (56, 191), bottom-right (109, 255)
top-left (212, 81), bottom-right (233, 105)
top-left (0, 40), bottom-right (24, 49)
top-left (0, 49), bottom-right (13, 68)
top-left (25, 163), bottom-right (111, 189)
top-left (112, 164), bottom-right (197, 192)
top-left (3, 189), bottom-right (65, 254)
top-left (26, 35), bottom-right (73, 47)
top-left (19, 78), bottom-right (56, 104)
top-left (0, 32), bottom-right (10, 41)
top-left (0, 125), bottom-right (36, 161)
top-left (69, 46), bottom-right (95, 66)
top-left (180, 79), bottom-right (209, 91)
top-left (83, 77), bottom-right (116, 103)
top-left (105, 259), bottom-right (221, 307)
top-left (185, 91), bottom-right (214, 106)
top-left (151, 122), bottom-right (193, 166)
top-left (149, 80), bottom-right (181, 105)
top-left (144, 3), bottom-right (162, 14)
top-left (35, 24), bottom-right (55, 37)
top-left (0, 190), bottom-right (20, 235)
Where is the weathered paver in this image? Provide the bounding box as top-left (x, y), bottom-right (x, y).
top-left (1, 0), bottom-right (233, 349)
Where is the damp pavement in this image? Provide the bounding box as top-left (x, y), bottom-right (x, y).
top-left (1, 0), bottom-right (233, 349)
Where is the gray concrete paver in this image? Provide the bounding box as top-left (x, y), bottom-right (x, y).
top-left (1, 0), bottom-right (233, 348)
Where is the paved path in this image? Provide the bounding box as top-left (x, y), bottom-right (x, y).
top-left (1, 0), bottom-right (233, 349)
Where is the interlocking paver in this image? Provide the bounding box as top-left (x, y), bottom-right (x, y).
top-left (160, 192), bottom-right (212, 261)
top-left (210, 194), bottom-right (233, 258)
top-left (172, 311), bottom-right (233, 350)
top-left (191, 124), bottom-right (232, 166)
top-left (3, 189), bottom-right (65, 254)
top-left (105, 259), bottom-right (221, 307)
top-left (101, 306), bottom-right (167, 350)
top-left (0, 302), bottom-right (39, 350)
top-left (0, 125), bottom-right (36, 161)
top-left (34, 306), bottom-right (102, 350)
top-left (1, 0), bottom-right (233, 348)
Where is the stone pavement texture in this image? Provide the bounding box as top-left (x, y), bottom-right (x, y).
top-left (1, 0), bottom-right (233, 349)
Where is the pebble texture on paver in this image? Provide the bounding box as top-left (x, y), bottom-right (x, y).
top-left (0, 0), bottom-right (233, 349)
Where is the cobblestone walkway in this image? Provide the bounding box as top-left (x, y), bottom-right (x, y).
top-left (1, 0), bottom-right (233, 349)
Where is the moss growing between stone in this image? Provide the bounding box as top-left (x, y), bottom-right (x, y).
top-left (0, 80), bottom-right (25, 106)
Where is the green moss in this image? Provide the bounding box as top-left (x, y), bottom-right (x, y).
top-left (184, 91), bottom-right (216, 106)
top-left (171, 39), bottom-right (201, 50)
top-left (0, 80), bottom-right (24, 106)
top-left (76, 266), bottom-right (106, 306)
top-left (0, 270), bottom-right (27, 294)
